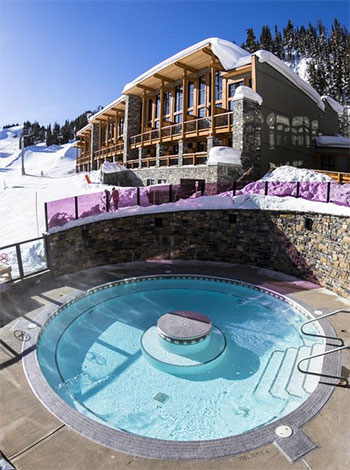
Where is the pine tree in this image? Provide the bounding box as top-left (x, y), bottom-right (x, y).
top-left (46, 124), bottom-right (53, 147)
top-left (273, 25), bottom-right (284, 59)
top-left (242, 28), bottom-right (259, 52)
top-left (283, 19), bottom-right (295, 62)
top-left (260, 25), bottom-right (273, 51)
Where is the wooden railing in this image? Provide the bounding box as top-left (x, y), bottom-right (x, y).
top-left (130, 113), bottom-right (233, 147)
top-left (94, 142), bottom-right (124, 159)
top-left (182, 152), bottom-right (207, 166)
top-left (314, 170), bottom-right (350, 183)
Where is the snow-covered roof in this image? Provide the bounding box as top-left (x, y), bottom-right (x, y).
top-left (321, 96), bottom-right (344, 115)
top-left (76, 123), bottom-right (92, 136)
top-left (122, 38), bottom-right (250, 94)
top-left (253, 50), bottom-right (325, 111)
top-left (315, 136), bottom-right (350, 148)
top-left (89, 95), bottom-right (126, 123)
top-left (232, 85), bottom-right (263, 105)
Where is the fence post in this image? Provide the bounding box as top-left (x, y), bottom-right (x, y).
top-left (326, 182), bottom-right (331, 203)
top-left (264, 181), bottom-right (269, 196)
top-left (296, 182), bottom-right (300, 198)
top-left (44, 202), bottom-right (48, 231)
top-left (75, 196), bottom-right (79, 219)
top-left (169, 184), bottom-right (173, 203)
top-left (137, 187), bottom-right (140, 206)
top-left (16, 243), bottom-right (24, 279)
top-left (233, 181), bottom-right (236, 197)
top-left (201, 181), bottom-right (205, 197)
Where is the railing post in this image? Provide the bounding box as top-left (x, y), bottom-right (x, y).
top-left (264, 181), bottom-right (269, 196)
top-left (169, 184), bottom-right (173, 203)
top-left (137, 187), bottom-right (140, 206)
top-left (327, 182), bottom-right (331, 203)
top-left (233, 181), bottom-right (236, 197)
top-left (75, 196), bottom-right (79, 219)
top-left (16, 243), bottom-right (24, 279)
top-left (44, 202), bottom-right (48, 232)
top-left (296, 181), bottom-right (300, 198)
top-left (201, 181), bottom-right (205, 197)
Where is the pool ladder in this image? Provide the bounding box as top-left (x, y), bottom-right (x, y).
top-left (298, 309), bottom-right (350, 388)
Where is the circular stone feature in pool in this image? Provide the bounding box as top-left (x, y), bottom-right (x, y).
top-left (141, 325), bottom-right (226, 374)
top-left (157, 310), bottom-right (212, 344)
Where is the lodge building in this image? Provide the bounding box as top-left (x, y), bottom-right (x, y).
top-left (75, 38), bottom-right (347, 185)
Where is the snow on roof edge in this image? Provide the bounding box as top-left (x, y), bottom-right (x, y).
top-left (254, 50), bottom-right (325, 112)
top-left (76, 123), bottom-right (92, 136)
top-left (122, 38), bottom-right (250, 94)
top-left (321, 96), bottom-right (344, 115)
top-left (89, 95), bottom-right (126, 122)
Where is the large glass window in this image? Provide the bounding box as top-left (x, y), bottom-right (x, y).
top-left (175, 86), bottom-right (183, 112)
top-left (215, 72), bottom-right (222, 101)
top-left (155, 94), bottom-right (160, 119)
top-left (118, 117), bottom-right (124, 137)
top-left (199, 76), bottom-right (205, 105)
top-left (188, 81), bottom-right (194, 109)
top-left (147, 99), bottom-right (153, 123)
top-left (163, 91), bottom-right (171, 116)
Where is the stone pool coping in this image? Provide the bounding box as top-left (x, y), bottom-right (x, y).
top-left (22, 272), bottom-right (342, 461)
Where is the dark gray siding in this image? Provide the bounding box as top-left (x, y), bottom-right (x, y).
top-left (256, 61), bottom-right (339, 175)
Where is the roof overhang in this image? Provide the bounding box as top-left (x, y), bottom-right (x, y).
top-left (89, 96), bottom-right (126, 124)
top-left (76, 123), bottom-right (92, 137)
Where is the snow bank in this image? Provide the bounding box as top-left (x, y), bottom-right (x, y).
top-left (321, 96), bottom-right (344, 115)
top-left (254, 50), bottom-right (325, 111)
top-left (207, 146), bottom-right (242, 166)
top-left (101, 161), bottom-right (127, 173)
top-left (48, 192), bottom-right (350, 235)
top-left (315, 136), bottom-right (350, 148)
top-left (122, 38), bottom-right (250, 94)
top-left (260, 165), bottom-right (333, 182)
top-left (232, 85), bottom-right (263, 105)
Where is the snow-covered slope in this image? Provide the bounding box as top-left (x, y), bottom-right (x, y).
top-left (0, 125), bottom-right (23, 161)
top-left (0, 139), bottom-right (104, 246)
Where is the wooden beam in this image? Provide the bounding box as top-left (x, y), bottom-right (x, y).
top-left (137, 84), bottom-right (154, 93)
top-left (174, 61), bottom-right (197, 74)
top-left (154, 73), bottom-right (174, 84)
top-left (159, 81), bottom-right (164, 143)
top-left (141, 93), bottom-right (145, 147)
top-left (210, 64), bottom-right (215, 136)
top-left (252, 55), bottom-right (257, 92)
top-left (222, 65), bottom-right (252, 79)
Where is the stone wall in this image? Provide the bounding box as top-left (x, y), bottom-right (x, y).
top-left (46, 210), bottom-right (350, 300)
top-left (123, 95), bottom-right (142, 164)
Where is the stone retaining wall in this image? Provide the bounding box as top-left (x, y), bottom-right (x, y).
top-left (46, 210), bottom-right (350, 300)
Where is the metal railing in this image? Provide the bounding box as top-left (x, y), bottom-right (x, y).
top-left (0, 237), bottom-right (48, 284)
top-left (298, 309), bottom-right (350, 387)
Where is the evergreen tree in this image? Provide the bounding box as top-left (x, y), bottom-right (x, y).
top-left (260, 25), bottom-right (273, 52)
top-left (273, 25), bottom-right (284, 59)
top-left (283, 19), bottom-right (295, 62)
top-left (46, 124), bottom-right (53, 147)
top-left (242, 28), bottom-right (259, 52)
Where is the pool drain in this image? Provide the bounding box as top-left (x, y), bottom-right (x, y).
top-left (153, 392), bottom-right (170, 403)
top-left (275, 425), bottom-right (293, 438)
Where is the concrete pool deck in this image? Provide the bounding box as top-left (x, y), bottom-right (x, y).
top-left (0, 260), bottom-right (349, 469)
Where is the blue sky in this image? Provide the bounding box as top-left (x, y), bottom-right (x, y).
top-left (0, 0), bottom-right (348, 127)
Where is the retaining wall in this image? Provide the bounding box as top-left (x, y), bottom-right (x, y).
top-left (46, 210), bottom-right (350, 300)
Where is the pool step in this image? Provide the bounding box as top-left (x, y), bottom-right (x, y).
top-left (286, 345), bottom-right (312, 398)
top-left (270, 347), bottom-right (299, 400)
top-left (303, 343), bottom-right (324, 393)
top-left (253, 350), bottom-right (285, 400)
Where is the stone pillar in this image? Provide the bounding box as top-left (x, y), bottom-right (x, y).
top-left (178, 140), bottom-right (190, 167)
top-left (90, 123), bottom-right (99, 171)
top-left (232, 98), bottom-right (262, 179)
top-left (123, 94), bottom-right (142, 165)
top-left (206, 136), bottom-right (221, 153)
top-left (156, 143), bottom-right (166, 167)
top-left (138, 147), bottom-right (147, 169)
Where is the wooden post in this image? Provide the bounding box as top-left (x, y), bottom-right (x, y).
top-left (210, 63), bottom-right (216, 135)
top-left (159, 81), bottom-right (164, 143)
top-left (252, 55), bottom-right (257, 92)
top-left (105, 119), bottom-right (109, 147)
top-left (182, 71), bottom-right (187, 139)
top-left (141, 93), bottom-right (145, 147)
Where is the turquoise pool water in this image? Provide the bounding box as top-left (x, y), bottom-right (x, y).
top-left (38, 276), bottom-right (323, 441)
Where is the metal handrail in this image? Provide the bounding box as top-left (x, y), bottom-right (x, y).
top-left (300, 309), bottom-right (350, 346)
top-left (297, 345), bottom-right (350, 388)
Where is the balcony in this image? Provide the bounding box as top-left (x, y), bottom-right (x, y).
top-left (94, 142), bottom-right (124, 162)
top-left (130, 112), bottom-right (233, 148)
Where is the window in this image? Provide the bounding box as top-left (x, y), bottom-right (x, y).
top-left (118, 117), bottom-right (124, 138)
top-left (198, 107), bottom-right (205, 118)
top-left (228, 81), bottom-right (243, 112)
top-left (175, 86), bottom-right (183, 112)
top-left (148, 99), bottom-right (153, 123)
top-left (174, 114), bottom-right (182, 123)
top-left (188, 81), bottom-right (194, 109)
top-left (147, 179), bottom-right (155, 186)
top-left (155, 94), bottom-right (160, 119)
top-left (215, 72), bottom-right (222, 101)
top-left (163, 91), bottom-right (171, 116)
top-left (198, 76), bottom-right (205, 105)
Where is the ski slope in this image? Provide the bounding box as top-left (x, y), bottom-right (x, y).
top-left (0, 126), bottom-right (105, 246)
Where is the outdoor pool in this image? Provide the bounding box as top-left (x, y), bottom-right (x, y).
top-left (37, 275), bottom-right (324, 441)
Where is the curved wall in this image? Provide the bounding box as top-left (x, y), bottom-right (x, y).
top-left (46, 210), bottom-right (350, 300)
